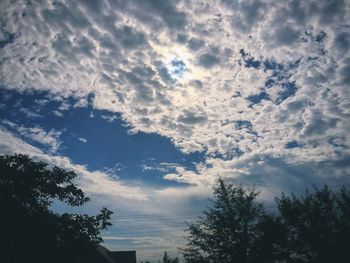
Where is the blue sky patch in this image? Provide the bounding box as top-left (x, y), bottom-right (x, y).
top-left (247, 92), bottom-right (270, 105)
top-left (285, 140), bottom-right (302, 149)
top-left (0, 88), bottom-right (205, 187)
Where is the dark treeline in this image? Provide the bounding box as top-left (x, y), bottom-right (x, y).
top-left (0, 154), bottom-right (113, 263)
top-left (141, 251), bottom-right (179, 263)
top-left (181, 178), bottom-right (350, 263)
top-left (1, 154), bottom-right (350, 263)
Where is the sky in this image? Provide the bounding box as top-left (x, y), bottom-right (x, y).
top-left (0, 0), bottom-right (350, 261)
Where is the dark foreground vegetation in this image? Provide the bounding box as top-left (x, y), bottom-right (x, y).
top-left (0, 154), bottom-right (113, 263)
top-left (1, 154), bottom-right (349, 263)
top-left (181, 178), bottom-right (350, 263)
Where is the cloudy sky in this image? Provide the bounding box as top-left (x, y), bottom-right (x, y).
top-left (1, 0), bottom-right (350, 261)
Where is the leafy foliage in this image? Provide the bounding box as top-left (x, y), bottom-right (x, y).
top-left (0, 154), bottom-right (113, 263)
top-left (275, 185), bottom-right (350, 262)
top-left (163, 251), bottom-right (179, 263)
top-left (181, 178), bottom-right (350, 263)
top-left (181, 178), bottom-right (268, 262)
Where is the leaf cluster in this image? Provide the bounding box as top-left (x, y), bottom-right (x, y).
top-left (0, 154), bottom-right (113, 263)
top-left (181, 178), bottom-right (350, 263)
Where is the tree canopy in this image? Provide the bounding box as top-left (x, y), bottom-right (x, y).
top-left (181, 178), bottom-right (350, 263)
top-left (0, 154), bottom-right (113, 263)
top-left (181, 178), bottom-right (268, 263)
top-left (163, 251), bottom-right (179, 263)
top-left (274, 185), bottom-right (350, 262)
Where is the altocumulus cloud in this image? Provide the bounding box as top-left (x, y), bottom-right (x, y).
top-left (0, 0), bottom-right (350, 200)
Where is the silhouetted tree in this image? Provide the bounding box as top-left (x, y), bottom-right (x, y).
top-left (0, 154), bottom-right (113, 263)
top-left (181, 178), bottom-right (350, 263)
top-left (163, 251), bottom-right (179, 263)
top-left (275, 185), bottom-right (350, 262)
top-left (163, 251), bottom-right (170, 263)
top-left (181, 178), bottom-right (271, 263)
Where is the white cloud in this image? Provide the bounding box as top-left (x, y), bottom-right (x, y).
top-left (0, 126), bottom-right (213, 260)
top-left (0, 0), bottom-right (349, 196)
top-left (19, 107), bottom-right (42, 118)
top-left (0, 127), bottom-right (148, 201)
top-left (52, 110), bottom-right (64, 117)
top-left (2, 120), bottom-right (62, 152)
top-left (0, 127), bottom-right (43, 155)
top-left (78, 137), bottom-right (87, 143)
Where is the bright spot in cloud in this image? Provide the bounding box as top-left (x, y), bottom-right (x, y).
top-left (1, 0), bottom-right (350, 259)
top-left (152, 42), bottom-right (201, 82)
top-left (165, 57), bottom-right (186, 79)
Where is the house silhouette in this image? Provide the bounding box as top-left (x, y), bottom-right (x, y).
top-left (87, 245), bottom-right (137, 263)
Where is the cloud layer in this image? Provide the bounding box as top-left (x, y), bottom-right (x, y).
top-left (4, 0), bottom-right (348, 181)
top-left (1, 2), bottom-right (350, 257)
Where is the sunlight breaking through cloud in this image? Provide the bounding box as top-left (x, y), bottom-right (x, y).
top-left (1, 0), bottom-right (350, 260)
